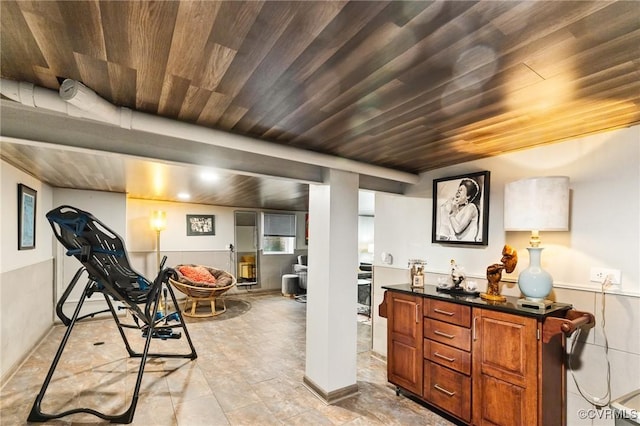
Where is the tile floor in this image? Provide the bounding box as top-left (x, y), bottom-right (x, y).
top-left (1, 292), bottom-right (455, 425)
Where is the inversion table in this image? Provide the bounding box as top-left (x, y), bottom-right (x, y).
top-left (28, 205), bottom-right (197, 424)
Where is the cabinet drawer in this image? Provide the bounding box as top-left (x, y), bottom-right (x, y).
top-left (424, 318), bottom-right (471, 351)
top-left (425, 299), bottom-right (470, 327)
top-left (424, 339), bottom-right (471, 375)
top-left (424, 360), bottom-right (471, 422)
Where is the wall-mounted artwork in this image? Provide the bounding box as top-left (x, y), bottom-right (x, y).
top-left (186, 214), bottom-right (215, 236)
top-left (18, 183), bottom-right (37, 250)
top-left (432, 171), bottom-right (490, 245)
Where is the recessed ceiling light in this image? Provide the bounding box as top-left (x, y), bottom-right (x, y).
top-left (177, 192), bottom-right (191, 200)
top-left (200, 171), bottom-right (220, 182)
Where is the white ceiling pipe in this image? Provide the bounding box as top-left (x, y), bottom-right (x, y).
top-left (0, 78), bottom-right (123, 124)
top-left (1, 79), bottom-right (79, 115)
top-left (0, 78), bottom-right (419, 184)
top-left (59, 79), bottom-right (132, 129)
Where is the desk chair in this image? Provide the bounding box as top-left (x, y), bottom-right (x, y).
top-left (293, 255), bottom-right (308, 302)
top-left (28, 205), bottom-right (197, 424)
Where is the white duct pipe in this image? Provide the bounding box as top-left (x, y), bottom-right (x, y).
top-left (1, 78), bottom-right (419, 184)
top-left (1, 79), bottom-right (79, 115)
top-left (59, 79), bottom-right (132, 129)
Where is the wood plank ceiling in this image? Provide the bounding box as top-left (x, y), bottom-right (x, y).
top-left (1, 0), bottom-right (639, 209)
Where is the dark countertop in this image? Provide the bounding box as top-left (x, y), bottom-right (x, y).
top-left (382, 283), bottom-right (573, 319)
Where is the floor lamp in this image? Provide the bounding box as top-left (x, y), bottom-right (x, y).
top-left (150, 210), bottom-right (167, 271)
top-left (504, 176), bottom-right (570, 310)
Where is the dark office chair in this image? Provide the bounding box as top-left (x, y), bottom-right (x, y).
top-left (293, 255), bottom-right (308, 302)
top-left (28, 205), bottom-right (197, 424)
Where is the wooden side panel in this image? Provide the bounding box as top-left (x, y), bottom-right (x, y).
top-left (540, 327), bottom-right (565, 426)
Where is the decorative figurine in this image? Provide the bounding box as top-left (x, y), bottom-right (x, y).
top-left (450, 259), bottom-right (465, 289)
top-left (437, 259), bottom-right (478, 296)
top-left (480, 244), bottom-right (518, 302)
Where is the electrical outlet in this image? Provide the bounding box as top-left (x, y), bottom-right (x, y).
top-left (590, 267), bottom-right (621, 284)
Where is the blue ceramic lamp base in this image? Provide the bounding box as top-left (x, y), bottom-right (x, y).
top-left (517, 247), bottom-right (554, 310)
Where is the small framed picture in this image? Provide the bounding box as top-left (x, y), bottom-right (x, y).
top-left (18, 183), bottom-right (37, 250)
top-left (412, 275), bottom-right (424, 288)
top-left (432, 171), bottom-right (490, 245)
top-left (186, 214), bottom-right (215, 236)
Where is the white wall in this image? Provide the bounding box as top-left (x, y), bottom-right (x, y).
top-left (1, 160), bottom-right (53, 382)
top-left (127, 198), bottom-right (236, 253)
top-left (51, 189), bottom-right (127, 319)
top-left (372, 125), bottom-right (640, 425)
top-left (358, 215), bottom-right (374, 264)
top-left (1, 162), bottom-right (53, 274)
top-left (374, 194), bottom-right (430, 271)
top-left (126, 198), bottom-right (308, 291)
top-left (378, 126), bottom-right (640, 295)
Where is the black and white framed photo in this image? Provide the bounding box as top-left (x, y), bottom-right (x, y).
top-left (186, 214), bottom-right (215, 236)
top-left (18, 183), bottom-right (37, 250)
top-left (432, 171), bottom-right (490, 245)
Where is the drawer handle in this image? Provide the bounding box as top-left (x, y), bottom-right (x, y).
top-left (434, 352), bottom-right (456, 362)
top-left (434, 384), bottom-right (456, 397)
top-left (434, 308), bottom-right (454, 316)
top-left (434, 330), bottom-right (455, 339)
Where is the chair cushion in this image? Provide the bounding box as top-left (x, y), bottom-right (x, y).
top-left (175, 264), bottom-right (235, 288)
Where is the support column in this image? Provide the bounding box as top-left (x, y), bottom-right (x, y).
top-left (304, 169), bottom-right (359, 403)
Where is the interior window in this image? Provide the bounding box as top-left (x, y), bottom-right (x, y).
top-left (262, 213), bottom-right (296, 254)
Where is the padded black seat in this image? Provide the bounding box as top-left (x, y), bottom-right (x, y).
top-left (28, 205), bottom-right (197, 424)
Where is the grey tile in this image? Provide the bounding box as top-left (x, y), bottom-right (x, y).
top-left (1, 293), bottom-right (453, 426)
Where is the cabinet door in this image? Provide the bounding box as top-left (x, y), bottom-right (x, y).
top-left (387, 292), bottom-right (423, 396)
top-left (472, 308), bottom-right (538, 426)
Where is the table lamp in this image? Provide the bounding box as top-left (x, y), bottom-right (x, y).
top-left (150, 210), bottom-right (167, 271)
top-left (504, 176), bottom-right (570, 309)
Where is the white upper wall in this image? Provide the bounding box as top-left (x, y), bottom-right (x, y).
top-left (126, 198), bottom-right (308, 253)
top-left (375, 125), bottom-right (640, 295)
top-left (1, 160), bottom-right (53, 273)
top-left (127, 198), bottom-right (236, 252)
top-left (52, 189), bottom-right (126, 235)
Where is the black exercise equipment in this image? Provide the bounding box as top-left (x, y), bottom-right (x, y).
top-left (28, 205), bottom-right (197, 424)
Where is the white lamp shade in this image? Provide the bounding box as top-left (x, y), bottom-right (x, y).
top-left (150, 210), bottom-right (167, 232)
top-left (504, 176), bottom-right (570, 231)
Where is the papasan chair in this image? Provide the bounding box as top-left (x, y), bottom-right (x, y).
top-left (170, 264), bottom-right (237, 317)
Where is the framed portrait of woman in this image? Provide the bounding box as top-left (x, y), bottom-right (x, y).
top-left (432, 171), bottom-right (490, 245)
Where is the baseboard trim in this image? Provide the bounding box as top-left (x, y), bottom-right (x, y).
top-left (371, 351), bottom-right (387, 363)
top-left (302, 375), bottom-right (359, 405)
top-left (1, 325), bottom-right (54, 387)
